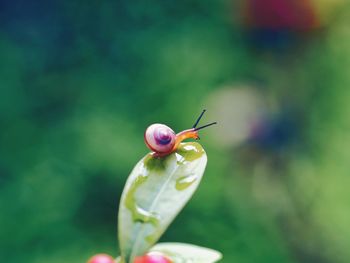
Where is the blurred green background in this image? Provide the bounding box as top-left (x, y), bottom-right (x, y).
top-left (1, 0), bottom-right (350, 262)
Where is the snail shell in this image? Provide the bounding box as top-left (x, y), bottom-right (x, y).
top-left (144, 124), bottom-right (176, 153)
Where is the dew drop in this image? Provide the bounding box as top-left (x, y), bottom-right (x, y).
top-left (176, 173), bottom-right (198, 191)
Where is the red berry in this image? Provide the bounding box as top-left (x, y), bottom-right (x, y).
top-left (134, 252), bottom-right (171, 263)
top-left (88, 254), bottom-right (115, 263)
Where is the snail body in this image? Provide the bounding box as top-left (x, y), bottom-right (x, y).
top-left (144, 110), bottom-right (216, 157)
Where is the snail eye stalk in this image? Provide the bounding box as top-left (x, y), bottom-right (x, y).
top-left (192, 109), bottom-right (217, 131)
top-left (193, 109), bottom-right (207, 129)
top-left (194, 122), bottom-right (217, 131)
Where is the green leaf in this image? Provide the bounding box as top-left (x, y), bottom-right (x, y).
top-left (150, 242), bottom-right (222, 263)
top-left (118, 142), bottom-right (207, 263)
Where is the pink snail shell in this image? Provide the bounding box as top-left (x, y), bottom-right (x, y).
top-left (144, 124), bottom-right (176, 153)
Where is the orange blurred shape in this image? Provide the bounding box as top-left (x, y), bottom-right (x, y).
top-left (243, 0), bottom-right (320, 31)
top-left (88, 254), bottom-right (115, 263)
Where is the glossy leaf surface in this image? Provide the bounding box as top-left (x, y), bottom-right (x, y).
top-left (151, 242), bottom-right (222, 263)
top-left (118, 142), bottom-right (207, 263)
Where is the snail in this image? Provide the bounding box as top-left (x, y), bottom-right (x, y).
top-left (144, 110), bottom-right (217, 157)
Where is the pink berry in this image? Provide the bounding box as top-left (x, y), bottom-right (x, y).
top-left (88, 254), bottom-right (115, 263)
top-left (134, 252), bottom-right (172, 263)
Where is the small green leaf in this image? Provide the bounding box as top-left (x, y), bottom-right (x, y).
top-left (118, 142), bottom-right (207, 263)
top-left (150, 242), bottom-right (222, 263)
